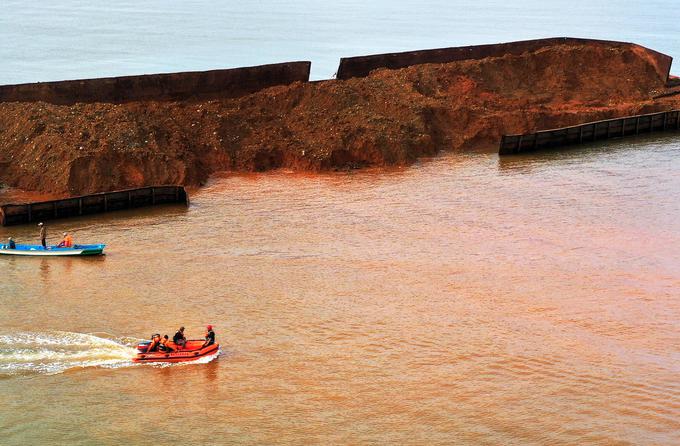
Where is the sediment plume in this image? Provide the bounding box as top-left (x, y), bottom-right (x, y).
top-left (0, 40), bottom-right (678, 196)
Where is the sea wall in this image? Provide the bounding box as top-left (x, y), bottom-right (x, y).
top-left (499, 110), bottom-right (680, 155)
top-left (0, 62), bottom-right (311, 105)
top-left (336, 37), bottom-right (673, 83)
top-left (0, 186), bottom-right (188, 226)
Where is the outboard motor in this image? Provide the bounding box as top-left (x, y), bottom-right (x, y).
top-left (137, 341), bottom-right (151, 352)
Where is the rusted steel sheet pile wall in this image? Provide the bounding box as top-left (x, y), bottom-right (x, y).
top-left (0, 62), bottom-right (311, 105)
top-left (336, 37), bottom-right (673, 83)
top-left (499, 110), bottom-right (680, 155)
top-left (0, 186), bottom-right (188, 226)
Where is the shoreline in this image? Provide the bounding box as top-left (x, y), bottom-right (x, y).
top-left (0, 37), bottom-right (678, 198)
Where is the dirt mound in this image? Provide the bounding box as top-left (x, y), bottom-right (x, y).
top-left (0, 42), bottom-right (678, 196)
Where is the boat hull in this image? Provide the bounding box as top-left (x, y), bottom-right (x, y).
top-left (0, 244), bottom-right (105, 256)
top-left (133, 340), bottom-right (219, 363)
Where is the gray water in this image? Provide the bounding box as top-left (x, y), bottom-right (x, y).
top-left (1, 0), bottom-right (678, 83)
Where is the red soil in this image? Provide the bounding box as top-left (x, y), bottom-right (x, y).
top-left (0, 42), bottom-right (678, 197)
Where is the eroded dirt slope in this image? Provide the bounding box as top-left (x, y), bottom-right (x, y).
top-left (0, 43), bottom-right (678, 196)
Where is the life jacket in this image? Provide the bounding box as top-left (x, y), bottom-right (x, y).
top-left (147, 339), bottom-right (159, 352)
top-left (64, 235), bottom-right (73, 248)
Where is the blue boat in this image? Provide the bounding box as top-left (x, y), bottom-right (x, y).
top-left (0, 243), bottom-right (106, 256)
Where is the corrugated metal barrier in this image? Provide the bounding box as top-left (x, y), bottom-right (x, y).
top-left (499, 110), bottom-right (680, 155)
top-left (0, 186), bottom-right (188, 226)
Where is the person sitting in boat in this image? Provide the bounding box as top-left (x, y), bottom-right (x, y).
top-left (202, 325), bottom-right (215, 348)
top-left (56, 232), bottom-right (73, 248)
top-left (158, 335), bottom-right (174, 353)
top-left (146, 334), bottom-right (161, 352)
top-left (7, 237), bottom-right (16, 249)
top-left (173, 326), bottom-right (187, 349)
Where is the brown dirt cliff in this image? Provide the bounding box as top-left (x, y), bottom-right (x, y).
top-left (0, 42), bottom-right (678, 196)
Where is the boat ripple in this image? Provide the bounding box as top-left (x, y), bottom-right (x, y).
top-left (0, 331), bottom-right (137, 376)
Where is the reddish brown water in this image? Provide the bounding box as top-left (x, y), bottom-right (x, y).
top-left (1, 135), bottom-right (680, 445)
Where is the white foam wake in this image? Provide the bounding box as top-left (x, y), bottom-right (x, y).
top-left (0, 331), bottom-right (137, 376)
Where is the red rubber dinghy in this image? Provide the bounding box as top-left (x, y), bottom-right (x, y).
top-left (133, 340), bottom-right (219, 363)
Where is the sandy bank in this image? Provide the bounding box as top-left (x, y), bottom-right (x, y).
top-left (0, 40), bottom-right (678, 196)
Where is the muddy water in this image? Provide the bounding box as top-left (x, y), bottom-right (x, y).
top-left (1, 135), bottom-right (680, 445)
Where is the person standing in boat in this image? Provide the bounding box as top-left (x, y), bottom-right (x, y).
top-left (202, 325), bottom-right (215, 348)
top-left (38, 222), bottom-right (47, 249)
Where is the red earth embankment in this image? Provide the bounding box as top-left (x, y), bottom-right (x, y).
top-left (0, 41), bottom-right (678, 196)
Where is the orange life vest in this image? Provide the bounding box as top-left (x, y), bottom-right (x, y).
top-left (147, 339), bottom-right (159, 352)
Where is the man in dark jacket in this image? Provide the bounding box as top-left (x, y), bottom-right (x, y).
top-left (38, 222), bottom-right (47, 249)
top-left (173, 326), bottom-right (187, 349)
top-left (203, 325), bottom-right (215, 347)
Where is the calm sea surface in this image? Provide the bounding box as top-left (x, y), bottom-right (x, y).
top-left (0, 0), bottom-right (679, 82)
top-left (1, 2), bottom-right (680, 445)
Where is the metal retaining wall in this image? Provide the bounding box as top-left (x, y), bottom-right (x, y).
top-left (498, 110), bottom-right (680, 155)
top-left (0, 186), bottom-right (188, 226)
top-left (0, 62), bottom-right (311, 105)
top-left (336, 37), bottom-right (673, 83)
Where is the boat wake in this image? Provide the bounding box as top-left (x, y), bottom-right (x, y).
top-left (0, 331), bottom-right (137, 376)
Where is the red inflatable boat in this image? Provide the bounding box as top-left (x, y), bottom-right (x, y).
top-left (133, 340), bottom-right (219, 363)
